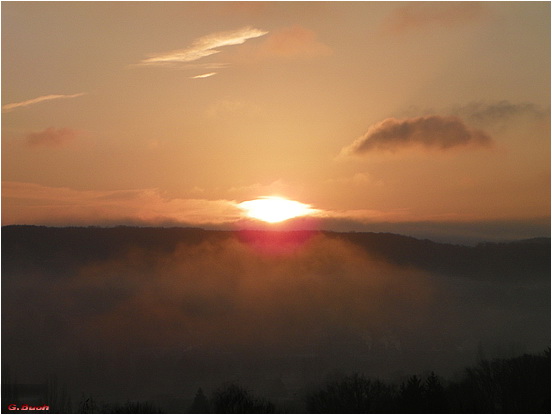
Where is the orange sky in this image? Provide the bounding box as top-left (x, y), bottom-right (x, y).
top-left (2, 2), bottom-right (550, 240)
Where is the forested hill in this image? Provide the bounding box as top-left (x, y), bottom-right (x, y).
top-left (333, 231), bottom-right (550, 281)
top-left (2, 225), bottom-right (549, 281)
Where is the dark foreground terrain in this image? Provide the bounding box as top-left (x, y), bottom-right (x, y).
top-left (2, 226), bottom-right (550, 412)
top-left (3, 350), bottom-right (550, 413)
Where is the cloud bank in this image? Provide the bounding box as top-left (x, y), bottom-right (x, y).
top-left (4, 181), bottom-right (548, 244)
top-left (2, 93), bottom-right (85, 112)
top-left (341, 115), bottom-right (492, 156)
top-left (2, 182), bottom-right (242, 226)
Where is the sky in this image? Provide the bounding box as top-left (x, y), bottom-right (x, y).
top-left (2, 2), bottom-right (550, 242)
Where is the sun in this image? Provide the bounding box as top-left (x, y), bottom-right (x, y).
top-left (238, 196), bottom-right (317, 223)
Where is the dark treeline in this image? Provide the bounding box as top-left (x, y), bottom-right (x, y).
top-left (2, 226), bottom-right (226, 279)
top-left (2, 350), bottom-right (550, 413)
top-left (3, 225), bottom-right (549, 281)
top-left (303, 350), bottom-right (550, 414)
top-left (340, 232), bottom-right (550, 281)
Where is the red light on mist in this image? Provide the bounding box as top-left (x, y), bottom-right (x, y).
top-left (236, 228), bottom-right (319, 255)
top-left (232, 215), bottom-right (323, 254)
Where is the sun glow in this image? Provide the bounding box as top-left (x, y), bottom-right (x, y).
top-left (238, 196), bottom-right (316, 223)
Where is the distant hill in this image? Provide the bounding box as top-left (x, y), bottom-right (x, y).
top-left (2, 225), bottom-right (550, 281)
top-left (333, 231), bottom-right (550, 281)
top-left (2, 225), bottom-right (229, 279)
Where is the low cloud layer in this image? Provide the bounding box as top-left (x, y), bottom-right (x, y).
top-left (2, 93), bottom-right (85, 112)
top-left (23, 127), bottom-right (79, 147)
top-left (4, 181), bottom-right (548, 244)
top-left (2, 182), bottom-right (242, 226)
top-left (341, 115), bottom-right (492, 156)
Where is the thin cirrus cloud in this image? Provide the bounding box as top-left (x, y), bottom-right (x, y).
top-left (256, 25), bottom-right (332, 58)
top-left (381, 2), bottom-right (485, 35)
top-left (340, 115), bottom-right (493, 156)
top-left (451, 101), bottom-right (548, 124)
top-left (140, 26), bottom-right (268, 66)
top-left (24, 127), bottom-right (80, 148)
top-left (190, 72), bottom-right (217, 79)
top-left (2, 93), bottom-right (85, 112)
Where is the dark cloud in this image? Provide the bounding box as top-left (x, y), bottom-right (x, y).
top-left (341, 115), bottom-right (492, 156)
top-left (24, 127), bottom-right (79, 147)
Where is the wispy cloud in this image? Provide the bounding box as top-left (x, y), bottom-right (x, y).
top-left (381, 2), bottom-right (485, 35)
top-left (191, 72), bottom-right (217, 79)
top-left (326, 172), bottom-right (384, 187)
top-left (24, 127), bottom-right (80, 148)
top-left (451, 101), bottom-right (548, 124)
top-left (140, 26), bottom-right (268, 66)
top-left (256, 25), bottom-right (332, 58)
top-left (2, 93), bottom-right (85, 112)
top-left (340, 115), bottom-right (493, 156)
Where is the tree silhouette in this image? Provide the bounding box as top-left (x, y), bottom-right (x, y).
top-left (108, 401), bottom-right (161, 413)
top-left (424, 372), bottom-right (447, 413)
top-left (306, 373), bottom-right (396, 413)
top-left (447, 350), bottom-right (551, 413)
top-left (399, 375), bottom-right (425, 413)
top-left (190, 387), bottom-right (210, 413)
top-left (78, 394), bottom-right (160, 414)
top-left (212, 384), bottom-right (274, 413)
top-left (79, 394), bottom-right (99, 414)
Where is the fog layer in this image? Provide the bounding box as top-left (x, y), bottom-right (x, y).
top-left (2, 227), bottom-right (549, 403)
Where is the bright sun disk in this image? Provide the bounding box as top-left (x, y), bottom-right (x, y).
top-left (238, 197), bottom-right (316, 223)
